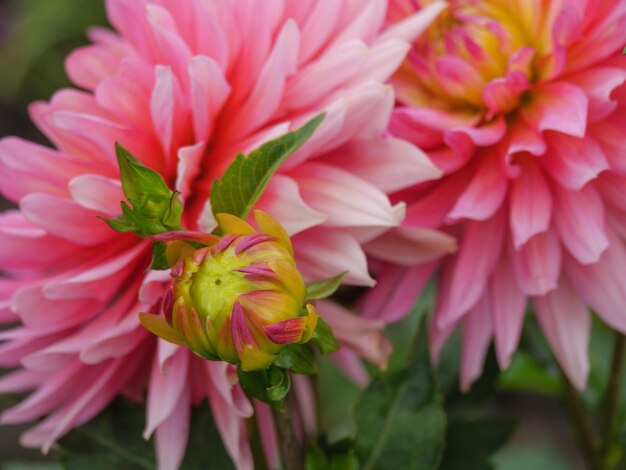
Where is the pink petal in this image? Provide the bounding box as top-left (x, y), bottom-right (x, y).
top-left (541, 134), bottom-right (609, 191)
top-left (208, 386), bottom-right (253, 470)
top-left (293, 229), bottom-right (374, 286)
top-left (69, 174), bottom-right (123, 215)
top-left (285, 39), bottom-right (368, 110)
top-left (95, 57), bottom-right (153, 130)
top-left (151, 66), bottom-right (177, 157)
top-left (447, 151), bottom-right (508, 221)
top-left (505, 119), bottom-right (547, 158)
top-left (482, 71), bottom-right (530, 118)
top-left (444, 117), bottom-right (507, 159)
top-left (205, 362), bottom-right (253, 418)
top-left (0, 211), bottom-right (78, 271)
top-left (297, 1), bottom-right (344, 64)
top-left (11, 286), bottom-right (100, 330)
top-left (65, 44), bottom-right (121, 91)
top-left (380, 1), bottom-right (447, 43)
top-left (509, 157), bottom-right (552, 248)
top-left (360, 263), bottom-right (437, 323)
top-left (592, 113), bottom-right (626, 176)
top-left (436, 210), bottom-right (506, 328)
top-left (155, 386), bottom-right (191, 470)
top-left (264, 317), bottom-right (307, 345)
top-left (326, 137), bottom-right (441, 193)
top-left (490, 257), bottom-right (527, 369)
top-left (290, 162), bottom-right (398, 228)
top-left (144, 349), bottom-right (190, 438)
top-left (332, 0), bottom-right (386, 44)
top-left (534, 278), bottom-right (590, 390)
top-left (43, 244), bottom-right (146, 301)
top-left (565, 229), bottom-right (626, 333)
top-left (20, 194), bottom-right (115, 246)
top-left (403, 172), bottom-right (468, 229)
top-left (105, 0), bottom-right (155, 58)
top-left (569, 67), bottom-right (626, 122)
top-left (0, 369), bottom-right (51, 394)
top-left (255, 402), bottom-right (279, 470)
top-left (511, 230), bottom-right (562, 296)
top-left (255, 175), bottom-right (326, 236)
top-left (521, 81), bottom-right (588, 138)
top-left (460, 296), bottom-right (493, 391)
top-left (318, 300), bottom-right (391, 368)
top-left (228, 21), bottom-right (300, 139)
top-left (146, 5), bottom-right (193, 85)
top-left (553, 183), bottom-right (609, 265)
top-left (188, 55), bottom-right (231, 143)
top-left (175, 142), bottom-right (205, 197)
top-left (364, 226), bottom-right (456, 266)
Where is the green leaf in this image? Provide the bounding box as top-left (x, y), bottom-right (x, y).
top-left (58, 398), bottom-right (234, 470)
top-left (237, 365), bottom-right (291, 406)
top-left (305, 443), bottom-right (359, 470)
top-left (353, 320), bottom-right (446, 470)
top-left (266, 365), bottom-right (291, 403)
top-left (275, 344), bottom-right (318, 375)
top-left (180, 403), bottom-right (235, 470)
top-left (101, 144), bottom-right (183, 239)
top-left (440, 417), bottom-right (516, 470)
top-left (305, 444), bottom-right (329, 470)
top-left (498, 350), bottom-right (561, 396)
top-left (316, 357), bottom-right (361, 444)
top-left (58, 399), bottom-right (156, 469)
top-left (149, 242), bottom-right (169, 271)
top-left (0, 0), bottom-right (107, 107)
top-left (312, 317), bottom-right (340, 354)
top-left (305, 272), bottom-right (346, 301)
top-left (210, 114), bottom-right (325, 219)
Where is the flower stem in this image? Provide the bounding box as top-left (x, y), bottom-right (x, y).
top-left (563, 374), bottom-right (600, 469)
top-left (600, 332), bottom-right (626, 469)
top-left (246, 412), bottom-right (269, 470)
top-left (271, 395), bottom-right (303, 470)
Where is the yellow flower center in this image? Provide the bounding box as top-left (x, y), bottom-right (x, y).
top-left (394, 0), bottom-right (558, 116)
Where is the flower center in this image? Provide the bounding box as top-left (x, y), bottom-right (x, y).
top-left (188, 247), bottom-right (254, 323)
top-left (394, 0), bottom-right (552, 117)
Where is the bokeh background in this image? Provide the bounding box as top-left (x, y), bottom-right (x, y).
top-left (0, 1), bottom-right (586, 468)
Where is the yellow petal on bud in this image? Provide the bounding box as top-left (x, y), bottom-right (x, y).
top-left (216, 213), bottom-right (256, 235)
top-left (301, 304), bottom-right (319, 343)
top-left (166, 240), bottom-right (197, 268)
top-left (254, 210), bottom-right (294, 257)
top-left (239, 343), bottom-right (277, 371)
top-left (139, 312), bottom-right (184, 345)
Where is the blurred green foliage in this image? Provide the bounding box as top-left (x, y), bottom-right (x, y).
top-left (0, 0), bottom-right (107, 107)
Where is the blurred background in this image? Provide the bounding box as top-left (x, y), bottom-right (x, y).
top-left (0, 1), bottom-right (585, 469)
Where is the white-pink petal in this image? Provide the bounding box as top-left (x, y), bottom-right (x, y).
top-left (534, 279), bottom-right (590, 390)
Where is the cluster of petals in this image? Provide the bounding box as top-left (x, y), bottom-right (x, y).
top-left (0, 1), bottom-right (453, 468)
top-left (370, 0), bottom-right (626, 390)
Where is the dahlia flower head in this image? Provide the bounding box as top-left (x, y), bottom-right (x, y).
top-left (0, 1), bottom-right (451, 469)
top-left (376, 0), bottom-right (626, 390)
top-left (142, 210), bottom-right (319, 371)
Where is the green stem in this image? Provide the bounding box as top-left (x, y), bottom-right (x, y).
top-left (271, 394), bottom-right (303, 470)
top-left (246, 412), bottom-right (269, 470)
top-left (563, 374), bottom-right (600, 469)
top-left (600, 333), bottom-right (626, 469)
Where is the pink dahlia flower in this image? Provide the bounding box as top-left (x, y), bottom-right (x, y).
top-left (0, 1), bottom-right (451, 468)
top-left (374, 0), bottom-right (626, 390)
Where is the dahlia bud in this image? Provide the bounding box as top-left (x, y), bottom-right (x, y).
top-left (140, 210), bottom-right (318, 371)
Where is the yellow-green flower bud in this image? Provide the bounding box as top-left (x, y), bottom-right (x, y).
top-left (140, 211), bottom-right (318, 371)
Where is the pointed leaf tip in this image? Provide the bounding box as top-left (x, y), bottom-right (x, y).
top-left (210, 113), bottom-right (325, 220)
